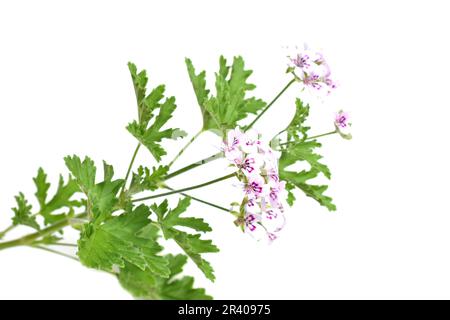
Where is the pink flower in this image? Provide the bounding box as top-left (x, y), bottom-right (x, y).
top-left (223, 127), bottom-right (244, 154)
top-left (267, 180), bottom-right (286, 209)
top-left (245, 213), bottom-right (259, 232)
top-left (240, 129), bottom-right (261, 154)
top-left (231, 152), bottom-right (264, 177)
top-left (334, 110), bottom-right (352, 140)
top-left (335, 110), bottom-right (350, 129)
top-left (262, 207), bottom-right (286, 235)
top-left (267, 233), bottom-right (278, 242)
top-left (266, 168), bottom-right (280, 183)
top-left (291, 53), bottom-right (311, 70)
top-left (235, 155), bottom-right (258, 175)
top-left (244, 175), bottom-right (266, 199)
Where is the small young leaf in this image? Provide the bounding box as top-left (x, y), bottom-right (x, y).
top-left (128, 62), bottom-right (148, 108)
top-left (129, 165), bottom-right (169, 195)
top-left (11, 193), bottom-right (39, 230)
top-left (286, 98), bottom-right (311, 142)
top-left (34, 168), bottom-right (81, 225)
top-left (33, 168), bottom-right (50, 209)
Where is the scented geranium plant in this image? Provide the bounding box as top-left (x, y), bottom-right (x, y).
top-left (0, 47), bottom-right (351, 299)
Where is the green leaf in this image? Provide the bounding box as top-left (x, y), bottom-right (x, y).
top-left (127, 62), bottom-right (186, 161)
top-left (129, 165), bottom-right (168, 195)
top-left (283, 140), bottom-right (331, 179)
top-left (90, 165), bottom-right (124, 222)
top-left (158, 254), bottom-right (212, 300)
top-left (118, 254), bottom-right (212, 300)
top-left (128, 62), bottom-right (148, 110)
top-left (286, 183), bottom-right (296, 207)
top-left (11, 193), bottom-right (39, 230)
top-left (172, 232), bottom-right (218, 281)
top-left (185, 58), bottom-right (211, 129)
top-left (33, 168), bottom-right (50, 209)
top-left (78, 204), bottom-right (170, 277)
top-left (127, 98), bottom-right (186, 161)
top-left (117, 262), bottom-right (160, 299)
top-left (65, 156), bottom-right (124, 222)
top-left (185, 58), bottom-right (210, 107)
top-left (156, 197), bottom-right (212, 236)
top-left (286, 98), bottom-right (311, 142)
top-left (64, 155), bottom-right (96, 194)
top-left (151, 198), bottom-right (218, 281)
top-left (34, 168), bottom-right (81, 225)
top-left (185, 56), bottom-right (266, 134)
top-left (279, 163), bottom-right (336, 211)
top-left (152, 198), bottom-right (211, 235)
top-left (278, 98), bottom-right (336, 211)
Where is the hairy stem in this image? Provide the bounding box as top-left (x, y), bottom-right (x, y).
top-left (32, 241), bottom-right (78, 247)
top-left (30, 245), bottom-right (79, 261)
top-left (163, 152), bottom-right (223, 181)
top-left (168, 130), bottom-right (203, 169)
top-left (120, 143), bottom-right (141, 195)
top-left (0, 225), bottom-right (15, 239)
top-left (279, 130), bottom-right (338, 147)
top-left (133, 173), bottom-right (236, 203)
top-left (0, 213), bottom-right (40, 239)
top-left (0, 213), bottom-right (87, 251)
top-left (306, 130), bottom-right (338, 140)
top-left (163, 186), bottom-right (230, 213)
top-left (244, 78), bottom-right (296, 132)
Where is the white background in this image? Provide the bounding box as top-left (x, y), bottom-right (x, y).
top-left (0, 0), bottom-right (449, 299)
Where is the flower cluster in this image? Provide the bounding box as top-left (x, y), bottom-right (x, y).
top-left (288, 46), bottom-right (336, 95)
top-left (223, 128), bottom-right (286, 242)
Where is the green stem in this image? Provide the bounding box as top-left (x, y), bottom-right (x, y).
top-left (0, 212), bottom-right (40, 239)
top-left (133, 172), bottom-right (236, 203)
top-left (32, 241), bottom-right (78, 247)
top-left (163, 152), bottom-right (223, 181)
top-left (120, 143), bottom-right (141, 195)
top-left (163, 186), bottom-right (230, 213)
top-left (0, 224), bottom-right (15, 239)
top-left (307, 130), bottom-right (338, 140)
top-left (168, 130), bottom-right (202, 169)
top-left (0, 213), bottom-right (87, 251)
top-left (279, 130), bottom-right (337, 147)
top-left (50, 243), bottom-right (78, 247)
top-left (244, 78), bottom-right (296, 132)
top-left (30, 245), bottom-right (79, 261)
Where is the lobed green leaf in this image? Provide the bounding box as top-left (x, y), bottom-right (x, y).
top-left (185, 56), bottom-right (266, 134)
top-left (151, 198), bottom-right (218, 281)
top-left (279, 98), bottom-right (336, 211)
